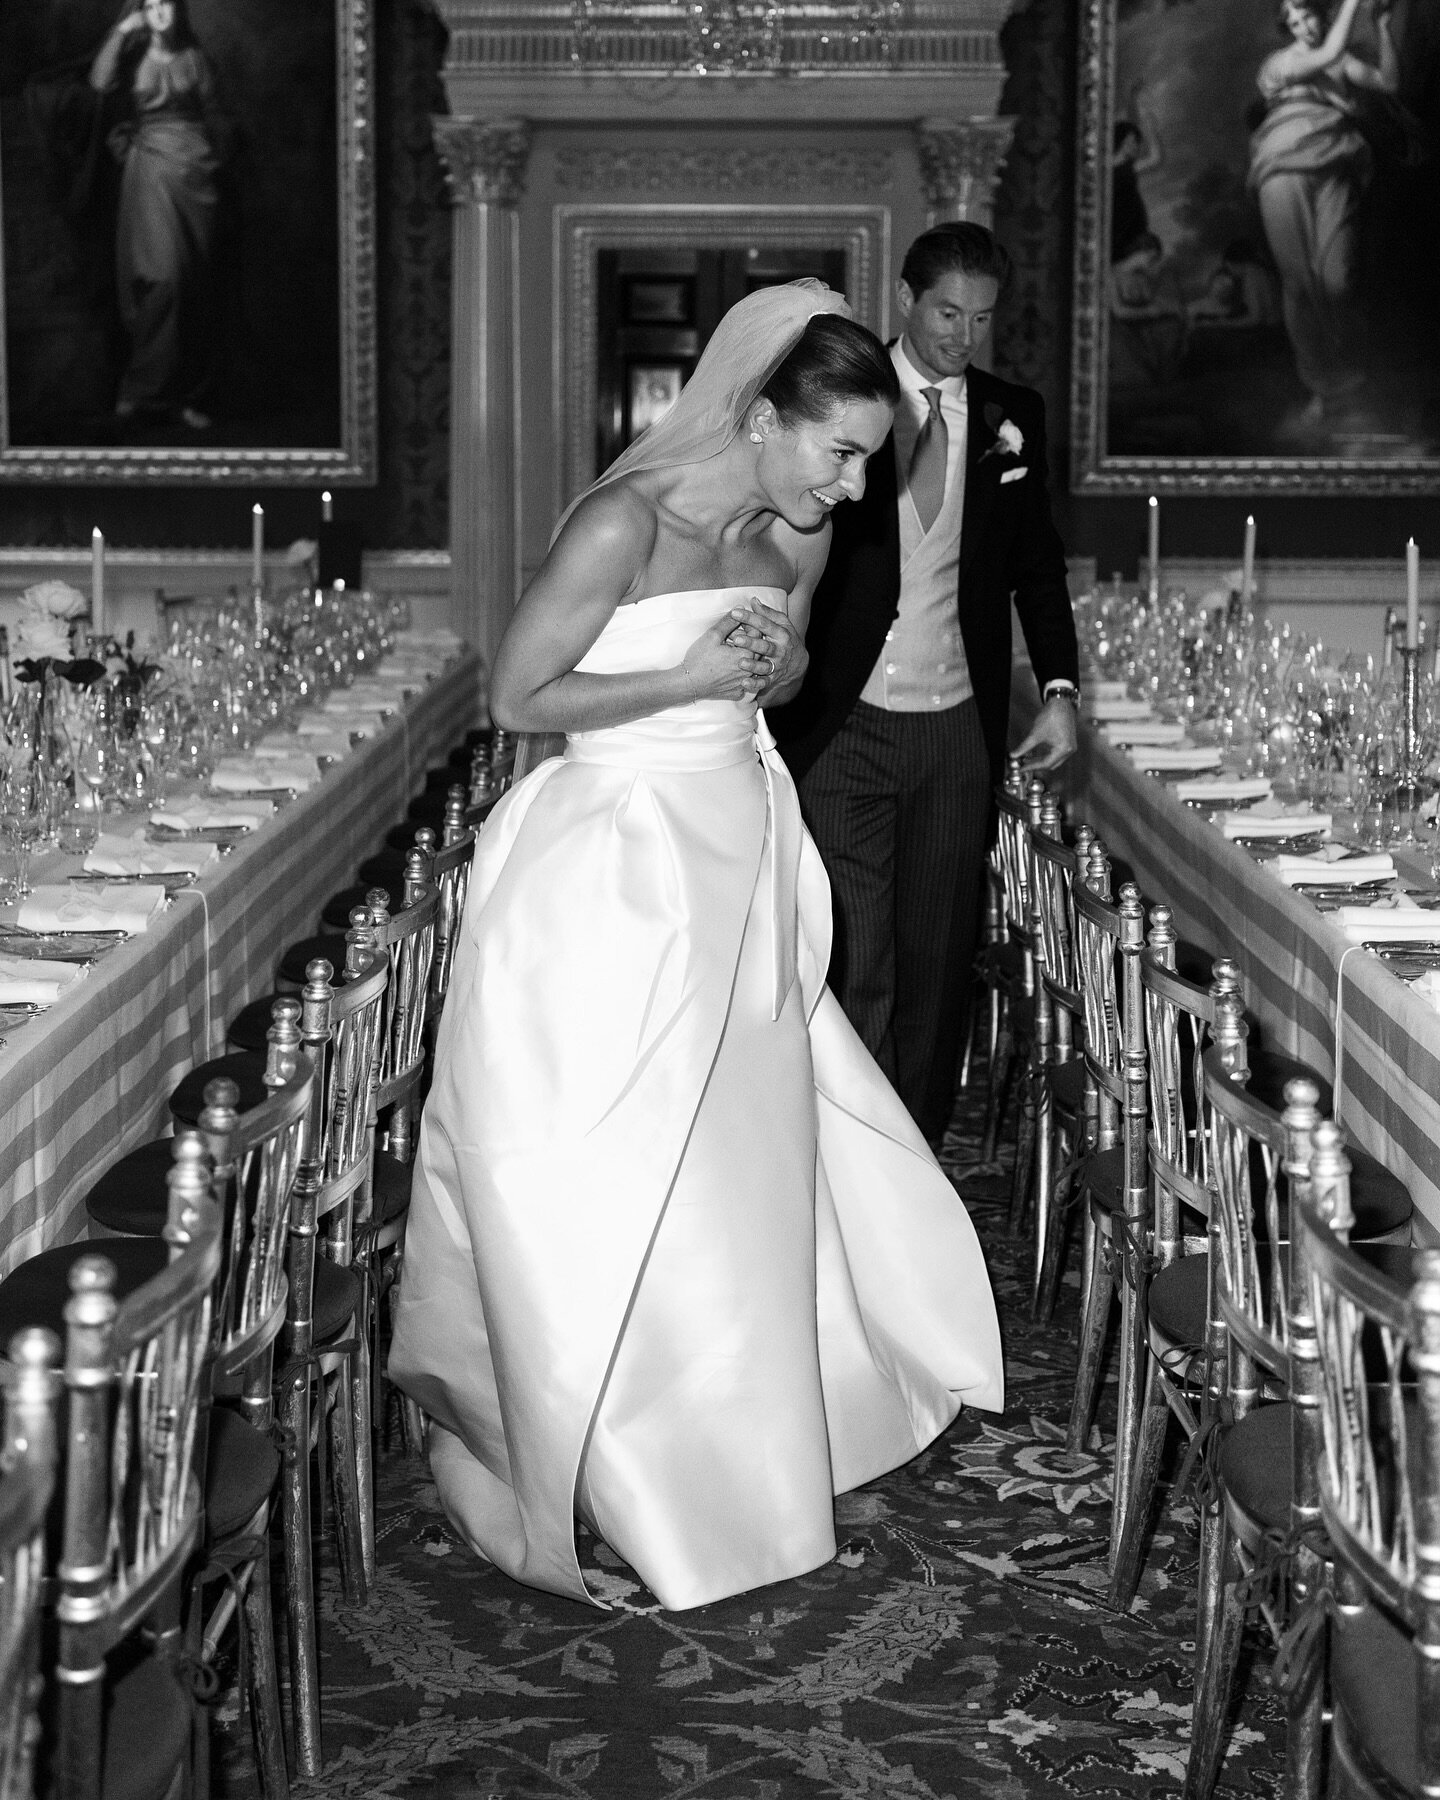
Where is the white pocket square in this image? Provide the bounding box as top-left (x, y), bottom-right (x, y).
top-left (1000, 466), bottom-right (1028, 484)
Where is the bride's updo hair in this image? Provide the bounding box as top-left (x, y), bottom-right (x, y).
top-left (759, 315), bottom-right (900, 427)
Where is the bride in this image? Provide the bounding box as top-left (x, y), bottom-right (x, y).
top-left (389, 280), bottom-right (1004, 1612)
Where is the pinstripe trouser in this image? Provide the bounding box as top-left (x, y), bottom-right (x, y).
top-left (796, 697), bottom-right (990, 1144)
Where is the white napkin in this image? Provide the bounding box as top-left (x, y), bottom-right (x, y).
top-left (1173, 776), bottom-right (1273, 804)
top-left (0, 953), bottom-right (83, 1005)
top-left (1334, 900), bottom-right (1440, 943)
top-left (1409, 969), bottom-right (1440, 1011)
top-left (1086, 678), bottom-right (1130, 702)
top-left (1269, 850), bottom-right (1395, 886)
top-left (1101, 720), bottom-right (1188, 745)
top-left (253, 729), bottom-right (353, 760)
top-left (150, 798), bottom-right (272, 831)
top-left (83, 833), bottom-right (218, 878)
top-left (18, 883), bottom-right (166, 935)
top-left (210, 755), bottom-right (320, 793)
top-left (313, 705), bottom-right (385, 736)
top-left (1130, 746), bottom-right (1224, 772)
top-left (1218, 808), bottom-right (1332, 839)
top-left (1087, 697), bottom-right (1155, 722)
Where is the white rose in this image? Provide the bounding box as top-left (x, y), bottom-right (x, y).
top-left (12, 615), bottom-right (75, 662)
top-left (997, 420), bottom-right (1024, 457)
top-left (20, 579), bottom-right (88, 620)
top-left (285, 538), bottom-right (318, 566)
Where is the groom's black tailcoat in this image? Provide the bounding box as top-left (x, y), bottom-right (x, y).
top-left (768, 363), bottom-right (1078, 1138)
top-left (770, 365), bottom-right (1078, 787)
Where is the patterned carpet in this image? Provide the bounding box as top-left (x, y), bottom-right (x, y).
top-left (218, 1080), bottom-right (1285, 1799)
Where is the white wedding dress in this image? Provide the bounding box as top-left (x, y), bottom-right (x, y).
top-left (389, 587), bottom-right (1003, 1611)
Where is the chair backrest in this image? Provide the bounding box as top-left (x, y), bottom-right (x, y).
top-left (1030, 794), bottom-right (1083, 1028)
top-left (1301, 1125), bottom-right (1440, 1793)
top-left (1073, 847), bottom-right (1146, 1183)
top-left (992, 760), bottom-right (1037, 952)
top-left (1202, 999), bottom-right (1324, 1406)
top-left (364, 855), bottom-right (439, 1130)
top-left (0, 1329), bottom-right (61, 1800)
top-left (56, 1165), bottom-right (222, 1800)
top-left (1140, 910), bottom-right (1222, 1250)
top-left (430, 791), bottom-right (475, 1013)
top-left (195, 1003), bottom-right (314, 1416)
top-left (298, 943), bottom-right (389, 1220)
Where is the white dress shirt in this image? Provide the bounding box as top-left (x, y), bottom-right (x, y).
top-left (859, 340), bottom-right (973, 713)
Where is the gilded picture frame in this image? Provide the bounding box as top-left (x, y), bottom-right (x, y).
top-left (1071, 0), bottom-right (1440, 495)
top-left (0, 0), bottom-right (375, 485)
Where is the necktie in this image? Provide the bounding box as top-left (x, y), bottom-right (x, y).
top-left (907, 386), bottom-right (947, 533)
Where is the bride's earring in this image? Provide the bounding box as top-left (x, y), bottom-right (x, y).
top-left (749, 430), bottom-right (762, 443)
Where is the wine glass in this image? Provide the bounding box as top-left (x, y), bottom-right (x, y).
top-left (0, 761), bottom-right (46, 901)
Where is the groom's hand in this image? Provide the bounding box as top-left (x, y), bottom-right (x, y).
top-left (1013, 696), bottom-right (1078, 772)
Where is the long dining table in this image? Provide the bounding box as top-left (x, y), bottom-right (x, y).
top-left (0, 638), bottom-right (482, 1278)
top-left (1056, 716), bottom-right (1440, 1241)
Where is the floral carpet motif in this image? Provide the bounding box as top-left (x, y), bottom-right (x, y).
top-left (218, 1084), bottom-right (1284, 1798)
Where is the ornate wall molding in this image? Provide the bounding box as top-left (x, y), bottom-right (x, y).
top-left (552, 146), bottom-right (897, 195)
top-left (432, 117), bottom-right (533, 205)
top-left (915, 115), bottom-right (1016, 218)
top-left (554, 204), bottom-right (890, 506)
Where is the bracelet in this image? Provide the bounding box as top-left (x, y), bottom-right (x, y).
top-left (681, 663), bottom-right (698, 705)
top-left (1042, 679), bottom-right (1079, 707)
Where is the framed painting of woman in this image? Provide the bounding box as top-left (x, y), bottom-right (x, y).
top-left (1071, 0), bottom-right (1440, 493)
top-left (0, 0), bottom-right (375, 483)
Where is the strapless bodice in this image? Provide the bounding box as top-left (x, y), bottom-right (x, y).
top-left (568, 587), bottom-right (785, 772)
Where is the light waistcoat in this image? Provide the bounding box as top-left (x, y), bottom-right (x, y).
top-left (859, 342), bottom-right (973, 713)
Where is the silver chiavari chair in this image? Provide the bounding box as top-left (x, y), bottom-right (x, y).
top-left (0, 1328), bottom-right (61, 1800)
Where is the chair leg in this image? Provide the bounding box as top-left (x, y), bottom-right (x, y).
top-left (1066, 1205), bottom-right (1113, 1446)
top-left (327, 1352), bottom-right (369, 1608)
top-left (981, 1016), bottom-right (1015, 1167)
top-left (245, 1531), bottom-right (291, 1800)
top-left (279, 1372), bottom-right (323, 1779)
top-left (1109, 1353), bottom-right (1174, 1609)
top-left (1006, 1060), bottom-right (1036, 1238)
top-left (400, 1395), bottom-right (428, 1459)
top-left (1184, 1507), bottom-right (1245, 1800)
top-left (1284, 1545), bottom-right (1326, 1800)
top-left (352, 1330), bottom-right (377, 1587)
top-left (1109, 1250), bottom-right (1147, 1559)
top-left (1034, 1125), bottom-right (1077, 1324)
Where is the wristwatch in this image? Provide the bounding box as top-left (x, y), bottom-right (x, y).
top-left (1041, 679), bottom-right (1080, 707)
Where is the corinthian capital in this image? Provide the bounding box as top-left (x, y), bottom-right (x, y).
top-left (915, 116), bottom-right (1017, 219)
top-left (433, 116), bottom-right (532, 206)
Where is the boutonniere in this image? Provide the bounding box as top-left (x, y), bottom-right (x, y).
top-left (979, 402), bottom-right (1024, 463)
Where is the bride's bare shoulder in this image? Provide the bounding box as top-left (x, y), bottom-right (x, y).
top-left (557, 479), bottom-right (660, 565)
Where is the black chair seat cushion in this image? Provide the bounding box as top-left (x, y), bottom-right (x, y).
top-left (321, 879), bottom-right (404, 933)
top-left (278, 932), bottom-right (349, 988)
top-left (1048, 1057), bottom-right (1086, 1115)
top-left (1081, 1144), bottom-right (1125, 1211)
top-left (406, 790), bottom-right (448, 829)
top-left (84, 1137), bottom-right (176, 1236)
top-left (1218, 1400), bottom-right (1293, 1533)
top-left (358, 848), bottom-right (410, 888)
top-left (371, 1151), bottom-right (413, 1224)
top-left (169, 1052), bottom-right (268, 1126)
top-left (448, 745), bottom-right (475, 777)
top-left (1172, 938), bottom-right (1214, 987)
top-left (1146, 1252), bottom-right (1209, 1347)
top-left (100, 1646), bottom-right (194, 1800)
top-left (314, 1255), bottom-right (364, 1343)
top-left (206, 1406), bottom-right (281, 1542)
top-left (0, 1238), bottom-right (169, 1338)
top-left (1331, 1597), bottom-right (1415, 1795)
top-left (227, 996), bottom-right (283, 1055)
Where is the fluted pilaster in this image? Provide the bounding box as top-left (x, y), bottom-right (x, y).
top-left (434, 117), bottom-right (531, 677)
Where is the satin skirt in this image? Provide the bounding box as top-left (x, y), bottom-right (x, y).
top-left (390, 613), bottom-right (1002, 1611)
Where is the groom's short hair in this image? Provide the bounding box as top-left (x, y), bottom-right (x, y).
top-left (900, 224), bottom-right (1012, 300)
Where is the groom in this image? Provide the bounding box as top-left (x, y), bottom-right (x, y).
top-left (769, 223), bottom-right (1079, 1146)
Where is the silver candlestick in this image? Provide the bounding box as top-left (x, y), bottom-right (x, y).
top-left (1387, 643), bottom-right (1430, 842)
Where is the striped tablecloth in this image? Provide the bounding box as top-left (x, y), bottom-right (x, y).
top-left (0, 643), bottom-right (482, 1276)
top-left (1060, 724), bottom-right (1440, 1241)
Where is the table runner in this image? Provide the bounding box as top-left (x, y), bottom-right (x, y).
top-left (0, 644), bottom-right (481, 1276)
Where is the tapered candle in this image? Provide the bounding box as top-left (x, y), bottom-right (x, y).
top-left (1407, 538), bottom-right (1420, 646)
top-left (1241, 514), bottom-right (1256, 607)
top-left (321, 490), bottom-right (333, 523)
top-left (1147, 495), bottom-right (1160, 594)
top-left (251, 503), bottom-right (264, 589)
top-left (91, 527), bottom-right (106, 637)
